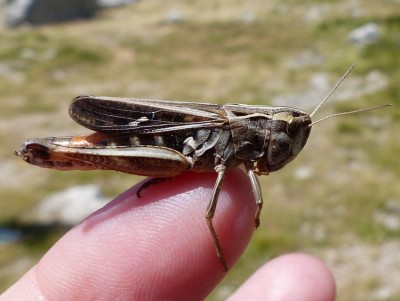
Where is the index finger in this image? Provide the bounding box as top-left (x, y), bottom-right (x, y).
top-left (3, 169), bottom-right (256, 301)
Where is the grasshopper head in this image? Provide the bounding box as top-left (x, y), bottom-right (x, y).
top-left (255, 65), bottom-right (391, 174)
top-left (257, 109), bottom-right (311, 173)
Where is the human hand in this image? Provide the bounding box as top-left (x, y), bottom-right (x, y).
top-left (2, 170), bottom-right (335, 300)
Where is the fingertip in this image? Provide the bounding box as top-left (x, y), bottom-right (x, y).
top-left (228, 253), bottom-right (336, 301)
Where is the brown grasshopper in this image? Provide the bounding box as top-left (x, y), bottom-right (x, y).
top-left (15, 66), bottom-right (389, 270)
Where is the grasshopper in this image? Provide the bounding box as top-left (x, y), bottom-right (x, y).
top-left (15, 66), bottom-right (389, 270)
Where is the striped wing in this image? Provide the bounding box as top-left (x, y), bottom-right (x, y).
top-left (69, 96), bottom-right (228, 134)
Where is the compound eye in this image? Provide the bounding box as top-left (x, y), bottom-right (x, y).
top-left (269, 133), bottom-right (292, 164)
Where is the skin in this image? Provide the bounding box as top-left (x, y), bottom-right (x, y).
top-left (1, 170), bottom-right (335, 301)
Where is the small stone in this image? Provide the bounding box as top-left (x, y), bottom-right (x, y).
top-left (239, 11), bottom-right (256, 23)
top-left (163, 9), bottom-right (184, 24)
top-left (34, 185), bottom-right (110, 225)
top-left (348, 22), bottom-right (380, 44)
top-left (294, 166), bottom-right (313, 180)
top-left (97, 0), bottom-right (139, 8)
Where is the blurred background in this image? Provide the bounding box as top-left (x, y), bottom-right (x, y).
top-left (0, 0), bottom-right (399, 300)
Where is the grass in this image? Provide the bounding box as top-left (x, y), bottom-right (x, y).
top-left (0, 0), bottom-right (399, 300)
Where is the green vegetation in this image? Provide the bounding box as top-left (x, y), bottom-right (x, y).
top-left (0, 1), bottom-right (399, 300)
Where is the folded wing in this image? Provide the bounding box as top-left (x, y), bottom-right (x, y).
top-left (69, 96), bottom-right (228, 134)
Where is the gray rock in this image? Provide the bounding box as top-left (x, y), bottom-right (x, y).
top-left (5, 0), bottom-right (98, 27)
top-left (97, 0), bottom-right (139, 8)
top-left (0, 63), bottom-right (25, 83)
top-left (162, 9), bottom-right (184, 24)
top-left (348, 22), bottom-right (380, 44)
top-left (304, 4), bottom-right (330, 22)
top-left (239, 11), bottom-right (256, 24)
top-left (374, 199), bottom-right (400, 231)
top-left (293, 165), bottom-right (313, 180)
top-left (34, 185), bottom-right (110, 225)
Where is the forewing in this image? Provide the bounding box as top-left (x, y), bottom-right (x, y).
top-left (69, 96), bottom-right (227, 134)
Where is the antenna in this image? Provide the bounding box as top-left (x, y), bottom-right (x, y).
top-left (309, 64), bottom-right (391, 126)
top-left (310, 64), bottom-right (355, 119)
top-left (310, 104), bottom-right (392, 126)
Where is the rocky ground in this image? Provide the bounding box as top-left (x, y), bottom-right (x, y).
top-left (0, 1), bottom-right (399, 300)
